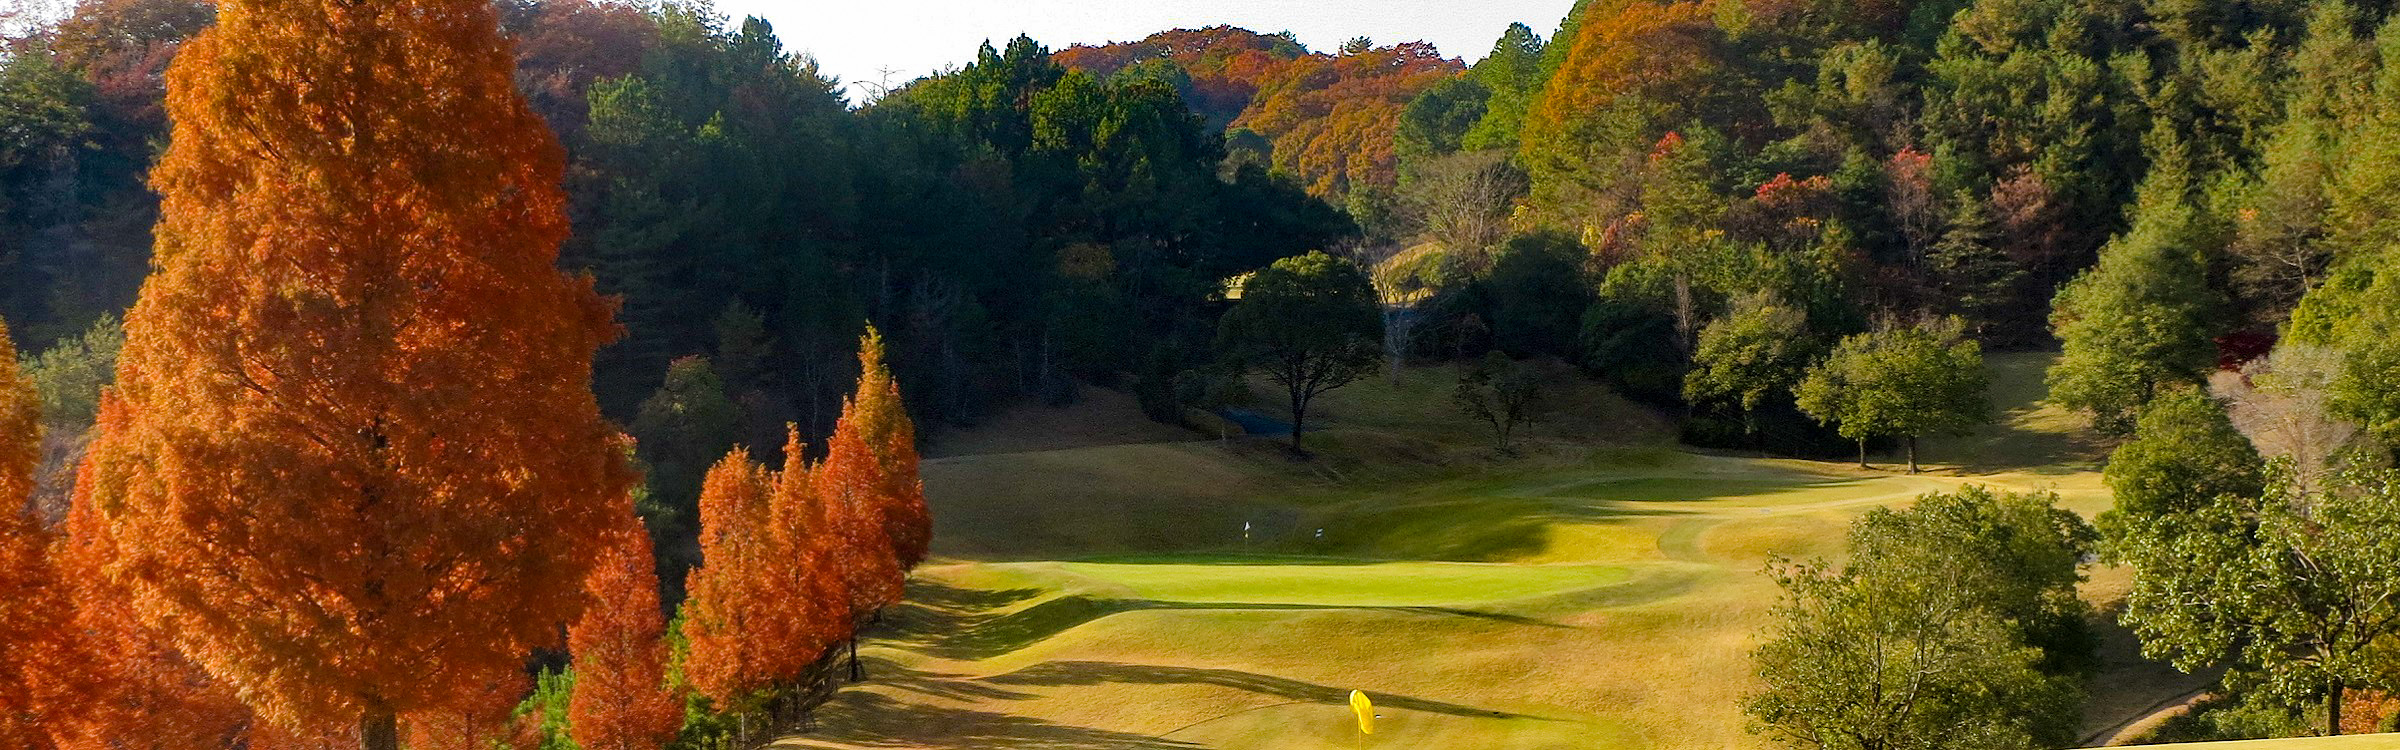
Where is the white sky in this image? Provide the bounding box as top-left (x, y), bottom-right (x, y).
top-left (711, 0), bottom-right (1579, 100)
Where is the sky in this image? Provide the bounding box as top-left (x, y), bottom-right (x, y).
top-left (711, 0), bottom-right (1580, 100)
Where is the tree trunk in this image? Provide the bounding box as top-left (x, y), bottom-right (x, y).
top-left (1288, 389), bottom-right (1307, 456)
top-left (848, 635), bottom-right (863, 682)
top-left (1905, 436), bottom-right (1919, 474)
top-left (2329, 681), bottom-right (2345, 736)
top-left (1857, 437), bottom-right (1868, 469)
top-left (360, 699), bottom-right (399, 750)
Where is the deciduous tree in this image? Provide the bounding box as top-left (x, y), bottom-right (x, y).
top-left (1685, 293), bottom-right (1815, 445)
top-left (679, 449), bottom-right (784, 710)
top-left (0, 318), bottom-right (89, 750)
top-left (1453, 351), bottom-right (1544, 453)
top-left (1746, 487), bottom-right (2091, 750)
top-left (81, 1), bottom-right (638, 747)
top-left (569, 515), bottom-right (681, 750)
top-left (845, 328), bottom-right (931, 570)
top-left (1796, 317), bottom-right (1990, 471)
top-left (53, 430), bottom-right (254, 750)
top-left (2117, 467), bottom-right (2400, 735)
top-left (1217, 252), bottom-right (1385, 454)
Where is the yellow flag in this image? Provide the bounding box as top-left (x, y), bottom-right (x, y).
top-left (1350, 690), bottom-right (1374, 735)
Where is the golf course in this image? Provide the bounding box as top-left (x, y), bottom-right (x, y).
top-left (768, 353), bottom-right (2222, 749)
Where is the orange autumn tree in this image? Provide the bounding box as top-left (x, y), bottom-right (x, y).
top-left (847, 328), bottom-right (932, 570)
top-left (80, 0), bottom-right (636, 748)
top-left (765, 427), bottom-right (851, 696)
top-left (0, 319), bottom-right (90, 750)
top-left (679, 449), bottom-right (791, 709)
top-left (568, 512), bottom-right (681, 750)
top-left (399, 670), bottom-right (527, 750)
top-left (1230, 41), bottom-right (1463, 198)
top-left (52, 417), bottom-right (255, 750)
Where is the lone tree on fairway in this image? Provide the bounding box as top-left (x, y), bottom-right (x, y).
top-left (78, 0), bottom-right (638, 746)
top-left (1453, 351), bottom-right (1544, 452)
top-left (1218, 251), bottom-right (1384, 454)
top-left (1796, 317), bottom-right (1990, 472)
top-left (1746, 487), bottom-right (2093, 750)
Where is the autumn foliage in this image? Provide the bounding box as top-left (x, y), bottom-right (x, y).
top-left (678, 328), bottom-right (928, 723)
top-left (50, 425), bottom-right (256, 750)
top-left (78, 0), bottom-right (635, 745)
top-left (1055, 26), bottom-right (1306, 125)
top-left (567, 514), bottom-right (681, 750)
top-left (0, 319), bottom-right (88, 750)
top-left (1230, 42), bottom-right (1464, 197)
top-left (680, 449), bottom-right (790, 707)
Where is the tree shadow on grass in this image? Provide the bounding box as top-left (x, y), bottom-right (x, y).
top-left (856, 657), bottom-right (1036, 703)
top-left (893, 593), bottom-right (1571, 661)
top-left (984, 660), bottom-right (1553, 722)
top-left (778, 691), bottom-right (1202, 750)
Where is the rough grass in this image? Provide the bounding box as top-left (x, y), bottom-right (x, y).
top-left (776, 354), bottom-right (2154, 750)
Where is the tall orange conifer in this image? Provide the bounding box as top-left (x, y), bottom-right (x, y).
top-left (846, 328), bottom-right (932, 570)
top-left (679, 449), bottom-right (783, 707)
top-left (816, 401), bottom-right (906, 682)
top-left (0, 319), bottom-right (87, 750)
top-left (83, 0), bottom-right (636, 746)
top-left (568, 513), bottom-right (681, 750)
top-left (767, 427), bottom-right (850, 697)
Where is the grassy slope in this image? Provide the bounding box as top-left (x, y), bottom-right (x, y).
top-left (779, 352), bottom-right (2134, 750)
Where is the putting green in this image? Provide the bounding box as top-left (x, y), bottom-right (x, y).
top-left (999, 559), bottom-right (1634, 608)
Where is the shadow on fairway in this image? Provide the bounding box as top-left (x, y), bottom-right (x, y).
top-left (882, 581), bottom-right (1573, 662)
top-left (788, 690), bottom-right (1203, 749)
top-left (984, 660), bottom-right (1551, 722)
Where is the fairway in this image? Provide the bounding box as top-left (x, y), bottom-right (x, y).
top-left (779, 354), bottom-right (2134, 750)
top-left (985, 559), bottom-right (1634, 608)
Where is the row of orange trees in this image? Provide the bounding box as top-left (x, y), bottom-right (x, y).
top-left (0, 0), bottom-right (928, 749)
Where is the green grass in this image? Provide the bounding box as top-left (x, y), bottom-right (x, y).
top-left (777, 354), bottom-right (2142, 750)
top-left (993, 559), bottom-right (1633, 608)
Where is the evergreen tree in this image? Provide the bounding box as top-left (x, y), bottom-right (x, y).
top-left (1927, 191), bottom-right (2023, 334)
